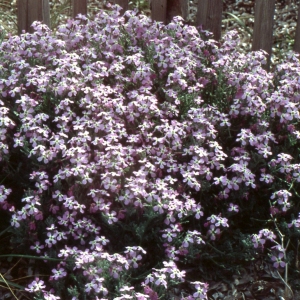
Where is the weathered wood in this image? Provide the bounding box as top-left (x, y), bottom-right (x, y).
top-left (72, 0), bottom-right (88, 18)
top-left (17, 0), bottom-right (50, 34)
top-left (151, 0), bottom-right (167, 24)
top-left (113, 0), bottom-right (129, 14)
top-left (17, 0), bottom-right (28, 34)
top-left (196, 0), bottom-right (223, 40)
top-left (179, 0), bottom-right (190, 21)
top-left (294, 3), bottom-right (300, 53)
top-left (252, 0), bottom-right (275, 70)
top-left (166, 0), bottom-right (190, 23)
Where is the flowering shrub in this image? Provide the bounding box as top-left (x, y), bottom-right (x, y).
top-left (1, 4), bottom-right (300, 299)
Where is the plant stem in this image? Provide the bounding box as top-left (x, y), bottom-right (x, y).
top-left (0, 226), bottom-right (11, 237)
top-left (0, 273), bottom-right (21, 299)
top-left (0, 254), bottom-right (72, 262)
top-left (276, 269), bottom-right (294, 299)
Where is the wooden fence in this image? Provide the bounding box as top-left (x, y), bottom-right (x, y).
top-left (17, 0), bottom-right (300, 69)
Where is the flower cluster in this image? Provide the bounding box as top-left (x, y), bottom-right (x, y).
top-left (1, 4), bottom-right (300, 299)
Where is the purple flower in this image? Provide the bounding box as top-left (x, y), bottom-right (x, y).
top-left (228, 203), bottom-right (239, 213)
top-left (25, 278), bottom-right (46, 292)
top-left (43, 290), bottom-right (61, 300)
top-left (191, 281), bottom-right (209, 299)
top-left (51, 267), bottom-right (67, 280)
top-left (30, 241), bottom-right (45, 254)
top-left (10, 214), bottom-right (21, 228)
top-left (207, 225), bottom-right (220, 240)
top-left (120, 285), bottom-right (134, 293)
top-left (252, 234), bottom-right (266, 248)
top-left (259, 229), bottom-right (276, 241)
top-left (271, 252), bottom-right (286, 268)
top-left (45, 231), bottom-right (58, 248)
top-left (153, 272), bottom-right (167, 288)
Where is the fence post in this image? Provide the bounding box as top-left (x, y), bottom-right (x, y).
top-left (196, 0), bottom-right (223, 41)
top-left (113, 0), bottom-right (129, 14)
top-left (151, 0), bottom-right (167, 24)
top-left (294, 3), bottom-right (300, 53)
top-left (252, 0), bottom-right (275, 70)
top-left (17, 0), bottom-right (50, 34)
top-left (72, 0), bottom-right (88, 18)
top-left (166, 0), bottom-right (190, 23)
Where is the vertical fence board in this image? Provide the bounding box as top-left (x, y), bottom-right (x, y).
top-left (196, 0), bottom-right (223, 40)
top-left (31, 0), bottom-right (50, 28)
top-left (151, 0), bottom-right (167, 23)
top-left (113, 0), bottom-right (129, 14)
top-left (252, 0), bottom-right (275, 70)
top-left (180, 0), bottom-right (190, 21)
top-left (18, 0), bottom-right (50, 34)
top-left (72, 0), bottom-right (88, 18)
top-left (294, 3), bottom-right (300, 53)
top-left (166, 0), bottom-right (190, 23)
top-left (42, 0), bottom-right (50, 27)
top-left (17, 0), bottom-right (28, 34)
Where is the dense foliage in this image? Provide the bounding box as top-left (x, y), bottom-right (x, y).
top-left (0, 4), bottom-right (300, 299)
